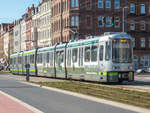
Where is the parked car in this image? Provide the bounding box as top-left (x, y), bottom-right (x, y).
top-left (136, 67), bottom-right (150, 74)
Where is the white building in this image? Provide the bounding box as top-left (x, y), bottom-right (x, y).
top-left (31, 7), bottom-right (38, 48)
top-left (21, 14), bottom-right (27, 51)
top-left (13, 20), bottom-right (21, 53)
top-left (37, 0), bottom-right (51, 47)
top-left (3, 31), bottom-right (9, 60)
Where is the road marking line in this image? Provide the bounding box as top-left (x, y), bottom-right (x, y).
top-left (0, 90), bottom-right (43, 113)
top-left (22, 81), bottom-right (150, 113)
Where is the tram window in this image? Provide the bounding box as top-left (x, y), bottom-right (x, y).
top-left (18, 57), bottom-right (21, 64)
top-left (91, 46), bottom-right (97, 62)
top-left (99, 45), bottom-right (104, 61)
top-left (72, 48), bottom-right (78, 63)
top-left (13, 58), bottom-right (16, 64)
top-left (56, 51), bottom-right (64, 64)
top-left (40, 53), bottom-right (43, 63)
top-left (10, 58), bottom-right (12, 64)
top-left (25, 56), bottom-right (27, 64)
top-left (38, 53), bottom-right (42, 63)
top-left (50, 52), bottom-right (54, 66)
top-left (105, 42), bottom-right (110, 61)
top-left (85, 46), bottom-right (90, 62)
top-left (30, 55), bottom-right (34, 64)
top-left (60, 51), bottom-right (64, 63)
top-left (37, 54), bottom-right (40, 63)
top-left (67, 49), bottom-right (71, 66)
top-left (46, 52), bottom-right (50, 63)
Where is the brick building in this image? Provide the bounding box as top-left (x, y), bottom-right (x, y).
top-left (51, 0), bottom-right (150, 70)
top-left (25, 5), bottom-right (35, 50)
top-left (51, 0), bottom-right (126, 44)
top-left (127, 0), bottom-right (150, 70)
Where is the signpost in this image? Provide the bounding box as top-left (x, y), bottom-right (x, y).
top-left (25, 64), bottom-right (30, 82)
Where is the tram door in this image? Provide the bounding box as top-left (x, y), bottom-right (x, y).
top-left (79, 48), bottom-right (83, 66)
top-left (98, 42), bottom-right (106, 82)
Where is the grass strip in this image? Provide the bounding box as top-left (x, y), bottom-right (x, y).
top-left (32, 81), bottom-right (150, 109)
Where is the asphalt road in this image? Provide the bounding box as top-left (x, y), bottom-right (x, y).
top-left (0, 75), bottom-right (138, 113)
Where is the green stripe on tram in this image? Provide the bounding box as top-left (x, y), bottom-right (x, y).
top-left (108, 72), bottom-right (118, 76)
top-left (99, 72), bottom-right (118, 76)
top-left (10, 69), bottom-right (35, 72)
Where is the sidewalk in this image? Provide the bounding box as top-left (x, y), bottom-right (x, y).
top-left (0, 72), bottom-right (65, 82)
top-left (0, 91), bottom-right (34, 113)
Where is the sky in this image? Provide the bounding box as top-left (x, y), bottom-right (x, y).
top-left (0, 0), bottom-right (41, 24)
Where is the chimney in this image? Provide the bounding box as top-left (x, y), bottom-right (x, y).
top-left (32, 4), bottom-right (34, 8)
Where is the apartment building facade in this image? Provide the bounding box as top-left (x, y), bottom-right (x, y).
top-left (37, 0), bottom-right (51, 48)
top-left (13, 20), bottom-right (21, 53)
top-left (25, 5), bottom-right (35, 50)
top-left (51, 0), bottom-right (126, 44)
top-left (127, 0), bottom-right (150, 70)
top-left (31, 7), bottom-right (39, 49)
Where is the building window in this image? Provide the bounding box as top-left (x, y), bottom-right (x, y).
top-left (141, 38), bottom-right (145, 48)
top-left (106, 17), bottom-right (112, 27)
top-left (98, 0), bottom-right (103, 8)
top-left (86, 16), bottom-right (91, 27)
top-left (71, 16), bottom-right (79, 26)
top-left (71, 0), bottom-right (78, 8)
top-left (130, 3), bottom-right (135, 13)
top-left (114, 17), bottom-right (120, 28)
top-left (140, 21), bottom-right (146, 31)
top-left (106, 0), bottom-right (111, 8)
top-left (114, 0), bottom-right (120, 9)
top-left (130, 21), bottom-right (135, 31)
top-left (98, 16), bottom-right (104, 27)
top-left (149, 38), bottom-right (150, 48)
top-left (132, 38), bottom-right (135, 48)
top-left (86, 0), bottom-right (92, 9)
top-left (140, 4), bottom-right (145, 14)
top-left (149, 4), bottom-right (150, 14)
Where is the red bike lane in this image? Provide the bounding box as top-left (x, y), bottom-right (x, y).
top-left (0, 91), bottom-right (34, 113)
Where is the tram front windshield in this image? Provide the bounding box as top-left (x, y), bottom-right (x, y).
top-left (112, 39), bottom-right (132, 63)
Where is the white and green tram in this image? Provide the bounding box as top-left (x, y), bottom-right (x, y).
top-left (10, 32), bottom-right (134, 83)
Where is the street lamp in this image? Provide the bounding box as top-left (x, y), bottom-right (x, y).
top-left (65, 26), bottom-right (78, 41)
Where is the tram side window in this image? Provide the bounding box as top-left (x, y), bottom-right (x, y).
top-left (56, 51), bottom-right (64, 64)
top-left (46, 52), bottom-right (50, 63)
top-left (10, 58), bottom-right (12, 65)
top-left (105, 42), bottom-right (110, 61)
top-left (18, 57), bottom-right (21, 64)
top-left (37, 54), bottom-right (40, 63)
top-left (50, 52), bottom-right (53, 66)
top-left (14, 58), bottom-right (16, 64)
top-left (30, 55), bottom-right (34, 64)
top-left (99, 45), bottom-right (104, 61)
top-left (91, 46), bottom-right (97, 62)
top-left (67, 49), bottom-right (71, 66)
top-left (40, 53), bottom-right (43, 63)
top-left (60, 51), bottom-right (64, 63)
top-left (85, 46), bottom-right (90, 62)
top-left (72, 48), bottom-right (78, 63)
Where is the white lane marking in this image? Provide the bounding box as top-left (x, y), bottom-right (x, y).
top-left (22, 82), bottom-right (150, 113)
top-left (0, 90), bottom-right (43, 113)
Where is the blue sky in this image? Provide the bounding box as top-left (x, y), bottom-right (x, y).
top-left (0, 0), bottom-right (40, 23)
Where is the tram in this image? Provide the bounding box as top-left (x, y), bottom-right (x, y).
top-left (10, 32), bottom-right (134, 83)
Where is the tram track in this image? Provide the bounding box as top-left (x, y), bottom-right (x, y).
top-left (33, 81), bottom-right (150, 109)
